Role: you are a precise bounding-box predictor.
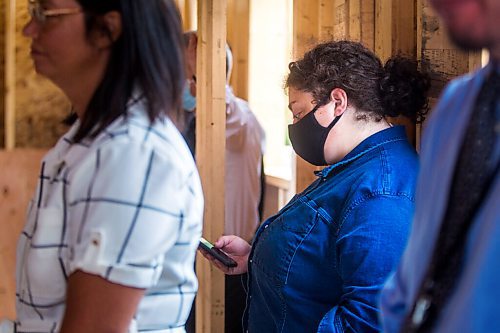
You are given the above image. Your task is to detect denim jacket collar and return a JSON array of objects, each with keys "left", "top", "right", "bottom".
[{"left": 320, "top": 125, "right": 408, "bottom": 178}]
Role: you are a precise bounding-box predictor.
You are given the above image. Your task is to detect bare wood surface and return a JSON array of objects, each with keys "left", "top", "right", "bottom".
[
  {"left": 0, "top": 148, "right": 46, "bottom": 319},
  {"left": 195, "top": 0, "right": 227, "bottom": 332},
  {"left": 227, "top": 0, "right": 250, "bottom": 99}
]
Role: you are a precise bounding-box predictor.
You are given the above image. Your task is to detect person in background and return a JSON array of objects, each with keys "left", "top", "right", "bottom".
[
  {"left": 0, "top": 1, "right": 203, "bottom": 333},
  {"left": 201, "top": 40, "right": 430, "bottom": 332},
  {"left": 182, "top": 32, "right": 265, "bottom": 333},
  {"left": 380, "top": 0, "right": 500, "bottom": 332}
]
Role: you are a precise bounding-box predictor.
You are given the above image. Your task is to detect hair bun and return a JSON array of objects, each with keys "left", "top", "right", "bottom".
[{"left": 379, "top": 56, "right": 430, "bottom": 122}]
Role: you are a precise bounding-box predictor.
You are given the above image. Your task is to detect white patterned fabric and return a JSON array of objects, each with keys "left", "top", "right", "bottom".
[
  {"left": 224, "top": 85, "right": 265, "bottom": 242},
  {"left": 8, "top": 98, "right": 204, "bottom": 333}
]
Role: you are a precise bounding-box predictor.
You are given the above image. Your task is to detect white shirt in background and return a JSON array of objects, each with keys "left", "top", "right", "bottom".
[{"left": 224, "top": 85, "right": 266, "bottom": 242}]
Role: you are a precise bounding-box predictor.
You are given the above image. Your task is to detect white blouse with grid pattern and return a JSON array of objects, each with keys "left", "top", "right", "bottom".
[{"left": 3, "top": 99, "right": 204, "bottom": 333}]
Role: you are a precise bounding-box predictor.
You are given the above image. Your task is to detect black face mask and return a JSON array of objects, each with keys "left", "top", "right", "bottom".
[{"left": 288, "top": 104, "right": 342, "bottom": 166}]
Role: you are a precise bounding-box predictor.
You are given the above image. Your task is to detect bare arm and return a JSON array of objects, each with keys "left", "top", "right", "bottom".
[{"left": 60, "top": 270, "right": 145, "bottom": 333}]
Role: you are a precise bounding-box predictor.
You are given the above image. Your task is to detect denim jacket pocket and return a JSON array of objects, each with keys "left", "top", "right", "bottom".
[{"left": 253, "top": 196, "right": 320, "bottom": 285}]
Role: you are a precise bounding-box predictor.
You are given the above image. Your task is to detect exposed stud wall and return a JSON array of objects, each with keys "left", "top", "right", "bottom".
[
  {"left": 13, "top": 2, "right": 70, "bottom": 148},
  {"left": 293, "top": 0, "right": 321, "bottom": 193},
  {"left": 195, "top": 1, "right": 227, "bottom": 332},
  {"left": 416, "top": 0, "right": 482, "bottom": 147},
  {"left": 227, "top": 0, "right": 250, "bottom": 99},
  {"left": 1, "top": 0, "right": 6, "bottom": 147},
  {"left": 418, "top": 1, "right": 481, "bottom": 99},
  {"left": 0, "top": 149, "right": 46, "bottom": 319}
]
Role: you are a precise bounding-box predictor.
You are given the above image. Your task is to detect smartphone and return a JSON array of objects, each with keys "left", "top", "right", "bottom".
[{"left": 199, "top": 237, "right": 238, "bottom": 268}]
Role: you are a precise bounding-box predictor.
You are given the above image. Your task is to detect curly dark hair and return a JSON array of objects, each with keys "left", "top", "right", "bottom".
[{"left": 285, "top": 40, "right": 430, "bottom": 123}]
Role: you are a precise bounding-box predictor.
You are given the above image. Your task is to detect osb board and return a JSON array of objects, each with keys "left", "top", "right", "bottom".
[
  {"left": 0, "top": 149, "right": 46, "bottom": 319},
  {"left": 14, "top": 1, "right": 70, "bottom": 148}
]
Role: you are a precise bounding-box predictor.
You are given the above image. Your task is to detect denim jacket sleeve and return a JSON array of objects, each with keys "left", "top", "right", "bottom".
[{"left": 317, "top": 194, "right": 413, "bottom": 332}]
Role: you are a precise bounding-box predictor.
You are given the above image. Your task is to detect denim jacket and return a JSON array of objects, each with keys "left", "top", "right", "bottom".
[{"left": 246, "top": 126, "right": 417, "bottom": 333}]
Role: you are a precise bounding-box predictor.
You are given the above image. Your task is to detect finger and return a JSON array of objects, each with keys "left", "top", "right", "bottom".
[{"left": 214, "top": 235, "right": 235, "bottom": 249}]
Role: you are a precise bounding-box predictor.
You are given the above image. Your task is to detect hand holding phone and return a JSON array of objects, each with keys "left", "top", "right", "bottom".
[{"left": 199, "top": 237, "right": 238, "bottom": 268}]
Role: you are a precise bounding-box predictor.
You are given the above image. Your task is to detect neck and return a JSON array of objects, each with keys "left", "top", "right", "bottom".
[
  {"left": 52, "top": 55, "right": 109, "bottom": 119},
  {"left": 324, "top": 110, "right": 391, "bottom": 164}
]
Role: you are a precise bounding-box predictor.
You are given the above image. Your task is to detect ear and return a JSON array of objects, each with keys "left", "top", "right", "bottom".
[
  {"left": 185, "top": 32, "right": 198, "bottom": 80},
  {"left": 330, "top": 88, "right": 348, "bottom": 116},
  {"left": 105, "top": 11, "right": 122, "bottom": 42},
  {"left": 94, "top": 11, "right": 122, "bottom": 48}
]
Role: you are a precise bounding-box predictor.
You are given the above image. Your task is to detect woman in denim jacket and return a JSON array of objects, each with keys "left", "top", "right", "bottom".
[{"left": 201, "top": 41, "right": 429, "bottom": 332}]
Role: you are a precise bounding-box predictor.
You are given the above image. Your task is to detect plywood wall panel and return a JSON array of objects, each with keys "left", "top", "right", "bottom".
[
  {"left": 360, "top": 0, "right": 375, "bottom": 50},
  {"left": 416, "top": 0, "right": 482, "bottom": 146},
  {"left": 1, "top": 0, "right": 6, "bottom": 148},
  {"left": 0, "top": 149, "right": 46, "bottom": 319},
  {"left": 419, "top": 1, "right": 481, "bottom": 98},
  {"left": 14, "top": 2, "right": 70, "bottom": 148}
]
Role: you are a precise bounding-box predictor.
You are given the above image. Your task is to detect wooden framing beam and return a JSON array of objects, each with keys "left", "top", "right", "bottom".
[
  {"left": 0, "top": 149, "right": 46, "bottom": 319},
  {"left": 332, "top": 0, "right": 346, "bottom": 40},
  {"left": 195, "top": 0, "right": 227, "bottom": 332},
  {"left": 227, "top": 0, "right": 250, "bottom": 99},
  {"left": 416, "top": 0, "right": 482, "bottom": 148},
  {"left": 5, "top": 0, "right": 15, "bottom": 149},
  {"left": 319, "top": 0, "right": 335, "bottom": 41},
  {"left": 293, "top": 0, "right": 321, "bottom": 193},
  {"left": 360, "top": 0, "right": 375, "bottom": 50},
  {"left": 348, "top": 0, "right": 362, "bottom": 41},
  {"left": 375, "top": 0, "right": 392, "bottom": 62}
]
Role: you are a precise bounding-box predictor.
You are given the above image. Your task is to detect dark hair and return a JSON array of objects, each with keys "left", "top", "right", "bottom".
[
  {"left": 182, "top": 31, "right": 233, "bottom": 81},
  {"left": 72, "top": 0, "right": 185, "bottom": 142},
  {"left": 285, "top": 40, "right": 430, "bottom": 123}
]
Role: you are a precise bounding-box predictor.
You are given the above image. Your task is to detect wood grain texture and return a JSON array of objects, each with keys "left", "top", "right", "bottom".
[
  {"left": 1, "top": 0, "right": 5, "bottom": 148},
  {"left": 0, "top": 149, "right": 46, "bottom": 319},
  {"left": 195, "top": 0, "right": 227, "bottom": 332},
  {"left": 14, "top": 1, "right": 70, "bottom": 148},
  {"left": 227, "top": 0, "right": 249, "bottom": 100}
]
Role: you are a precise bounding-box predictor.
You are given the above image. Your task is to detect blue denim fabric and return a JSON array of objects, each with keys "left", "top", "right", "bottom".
[{"left": 246, "top": 126, "right": 418, "bottom": 333}]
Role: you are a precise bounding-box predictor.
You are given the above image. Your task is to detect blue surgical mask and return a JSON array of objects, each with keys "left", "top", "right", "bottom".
[{"left": 182, "top": 81, "right": 196, "bottom": 112}]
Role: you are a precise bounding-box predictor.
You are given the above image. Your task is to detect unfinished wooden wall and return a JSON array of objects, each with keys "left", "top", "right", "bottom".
[
  {"left": 416, "top": 0, "right": 482, "bottom": 147},
  {"left": 2, "top": 0, "right": 69, "bottom": 150},
  {"left": 176, "top": 0, "right": 197, "bottom": 32},
  {"left": 0, "top": 0, "right": 488, "bottom": 327},
  {"left": 1, "top": 0, "right": 6, "bottom": 148},
  {"left": 293, "top": 0, "right": 482, "bottom": 192},
  {"left": 293, "top": 0, "right": 416, "bottom": 192},
  {"left": 227, "top": 0, "right": 250, "bottom": 100},
  {"left": 194, "top": 1, "right": 227, "bottom": 332},
  {"left": 0, "top": 149, "right": 45, "bottom": 319}
]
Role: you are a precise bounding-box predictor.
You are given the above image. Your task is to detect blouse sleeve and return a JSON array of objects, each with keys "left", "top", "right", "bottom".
[{"left": 66, "top": 138, "right": 203, "bottom": 289}]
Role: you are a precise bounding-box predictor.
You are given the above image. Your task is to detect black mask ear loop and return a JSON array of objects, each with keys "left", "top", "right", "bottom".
[{"left": 322, "top": 101, "right": 343, "bottom": 130}]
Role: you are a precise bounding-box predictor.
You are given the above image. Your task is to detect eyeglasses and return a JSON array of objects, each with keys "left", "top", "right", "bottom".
[{"left": 28, "top": 0, "right": 82, "bottom": 24}]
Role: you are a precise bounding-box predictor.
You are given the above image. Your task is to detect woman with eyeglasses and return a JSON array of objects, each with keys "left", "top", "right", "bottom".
[
  {"left": 0, "top": 1, "right": 204, "bottom": 333},
  {"left": 200, "top": 40, "right": 430, "bottom": 332}
]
